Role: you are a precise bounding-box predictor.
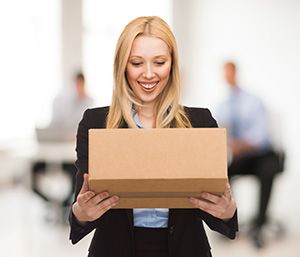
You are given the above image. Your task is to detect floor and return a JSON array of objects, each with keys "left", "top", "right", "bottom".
[{"left": 0, "top": 154, "right": 299, "bottom": 257}]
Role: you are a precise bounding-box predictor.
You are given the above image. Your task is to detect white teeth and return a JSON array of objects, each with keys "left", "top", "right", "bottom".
[{"left": 139, "top": 82, "right": 158, "bottom": 89}]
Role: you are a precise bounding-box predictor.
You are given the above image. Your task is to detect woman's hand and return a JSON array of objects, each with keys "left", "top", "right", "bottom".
[
  {"left": 189, "top": 182, "right": 236, "bottom": 221},
  {"left": 72, "top": 173, "right": 120, "bottom": 225}
]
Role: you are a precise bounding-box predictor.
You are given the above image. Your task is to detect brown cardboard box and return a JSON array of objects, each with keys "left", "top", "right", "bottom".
[{"left": 88, "top": 128, "right": 228, "bottom": 208}]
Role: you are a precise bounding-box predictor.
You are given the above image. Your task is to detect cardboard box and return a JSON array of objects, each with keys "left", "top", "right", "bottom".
[{"left": 88, "top": 128, "right": 228, "bottom": 208}]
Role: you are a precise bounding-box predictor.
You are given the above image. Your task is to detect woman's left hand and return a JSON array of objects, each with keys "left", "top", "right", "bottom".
[{"left": 190, "top": 182, "right": 237, "bottom": 221}]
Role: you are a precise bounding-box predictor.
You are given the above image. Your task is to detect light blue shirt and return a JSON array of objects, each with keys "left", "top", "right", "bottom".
[
  {"left": 215, "top": 87, "right": 271, "bottom": 151},
  {"left": 132, "top": 111, "right": 169, "bottom": 228}
]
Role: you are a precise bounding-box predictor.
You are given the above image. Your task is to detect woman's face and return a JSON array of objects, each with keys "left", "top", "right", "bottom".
[{"left": 126, "top": 35, "right": 172, "bottom": 107}]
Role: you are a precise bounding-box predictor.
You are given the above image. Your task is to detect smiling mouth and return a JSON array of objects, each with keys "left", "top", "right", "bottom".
[{"left": 138, "top": 81, "right": 159, "bottom": 91}]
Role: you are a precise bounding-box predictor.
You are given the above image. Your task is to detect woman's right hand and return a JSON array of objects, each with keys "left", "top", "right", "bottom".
[{"left": 72, "top": 173, "right": 120, "bottom": 225}]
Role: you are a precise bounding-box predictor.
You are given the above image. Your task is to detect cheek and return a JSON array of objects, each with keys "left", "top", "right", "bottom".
[
  {"left": 159, "top": 66, "right": 172, "bottom": 82},
  {"left": 127, "top": 68, "right": 143, "bottom": 82},
  {"left": 125, "top": 68, "right": 138, "bottom": 88}
]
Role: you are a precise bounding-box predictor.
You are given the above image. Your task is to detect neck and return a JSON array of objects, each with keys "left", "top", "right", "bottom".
[
  {"left": 137, "top": 102, "right": 156, "bottom": 118},
  {"left": 136, "top": 103, "right": 156, "bottom": 128},
  {"left": 228, "top": 80, "right": 238, "bottom": 89}
]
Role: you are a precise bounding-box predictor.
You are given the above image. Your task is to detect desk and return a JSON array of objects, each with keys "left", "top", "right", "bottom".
[
  {"left": 31, "top": 142, "right": 76, "bottom": 162},
  {"left": 28, "top": 142, "right": 76, "bottom": 198},
  {"left": 1, "top": 139, "right": 77, "bottom": 223},
  {"left": 31, "top": 141, "right": 77, "bottom": 223}
]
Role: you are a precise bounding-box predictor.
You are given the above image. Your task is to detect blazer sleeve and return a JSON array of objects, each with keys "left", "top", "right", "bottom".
[
  {"left": 69, "top": 109, "right": 105, "bottom": 244},
  {"left": 197, "top": 209, "right": 238, "bottom": 239},
  {"left": 187, "top": 107, "right": 238, "bottom": 239}
]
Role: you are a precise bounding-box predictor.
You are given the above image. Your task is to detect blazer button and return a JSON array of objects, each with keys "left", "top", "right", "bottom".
[{"left": 169, "top": 225, "right": 175, "bottom": 234}]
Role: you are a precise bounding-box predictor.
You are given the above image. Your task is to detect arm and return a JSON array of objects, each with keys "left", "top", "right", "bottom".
[
  {"left": 191, "top": 183, "right": 238, "bottom": 239},
  {"left": 230, "top": 139, "right": 258, "bottom": 159},
  {"left": 69, "top": 109, "right": 119, "bottom": 244},
  {"left": 188, "top": 108, "right": 238, "bottom": 239}
]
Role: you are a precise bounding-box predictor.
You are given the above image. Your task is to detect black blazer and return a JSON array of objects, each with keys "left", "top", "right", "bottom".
[{"left": 69, "top": 106, "right": 238, "bottom": 257}]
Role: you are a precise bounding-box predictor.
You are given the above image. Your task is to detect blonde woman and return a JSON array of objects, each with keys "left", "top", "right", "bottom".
[{"left": 70, "top": 16, "right": 238, "bottom": 257}]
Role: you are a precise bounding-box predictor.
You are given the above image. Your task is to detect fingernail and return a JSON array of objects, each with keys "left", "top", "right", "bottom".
[
  {"left": 201, "top": 192, "right": 208, "bottom": 198},
  {"left": 190, "top": 197, "right": 196, "bottom": 203},
  {"left": 113, "top": 196, "right": 119, "bottom": 201},
  {"left": 102, "top": 192, "right": 109, "bottom": 198}
]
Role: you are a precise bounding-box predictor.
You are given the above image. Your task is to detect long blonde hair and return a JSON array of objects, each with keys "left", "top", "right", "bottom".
[{"left": 106, "top": 16, "right": 192, "bottom": 128}]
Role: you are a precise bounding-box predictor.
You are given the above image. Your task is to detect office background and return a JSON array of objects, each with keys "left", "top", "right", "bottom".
[{"left": 0, "top": 0, "right": 299, "bottom": 256}]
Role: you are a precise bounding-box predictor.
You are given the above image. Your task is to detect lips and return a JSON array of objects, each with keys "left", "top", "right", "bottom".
[{"left": 138, "top": 81, "right": 159, "bottom": 92}]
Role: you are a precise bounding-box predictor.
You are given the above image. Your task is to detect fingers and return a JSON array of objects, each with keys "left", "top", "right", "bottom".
[
  {"left": 75, "top": 192, "right": 120, "bottom": 222},
  {"left": 95, "top": 196, "right": 120, "bottom": 214},
  {"left": 77, "top": 173, "right": 94, "bottom": 205},
  {"left": 190, "top": 197, "right": 220, "bottom": 213},
  {"left": 78, "top": 191, "right": 109, "bottom": 206},
  {"left": 223, "top": 182, "right": 232, "bottom": 199},
  {"left": 79, "top": 173, "right": 90, "bottom": 194},
  {"left": 89, "top": 191, "right": 110, "bottom": 206},
  {"left": 77, "top": 191, "right": 95, "bottom": 205},
  {"left": 200, "top": 192, "right": 220, "bottom": 204},
  {"left": 199, "top": 183, "right": 232, "bottom": 204},
  {"left": 190, "top": 184, "right": 237, "bottom": 220},
  {"left": 85, "top": 195, "right": 120, "bottom": 221},
  {"left": 74, "top": 172, "right": 122, "bottom": 223}
]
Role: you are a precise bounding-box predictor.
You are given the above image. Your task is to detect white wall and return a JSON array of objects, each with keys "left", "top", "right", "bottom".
[
  {"left": 0, "top": 0, "right": 61, "bottom": 143},
  {"left": 83, "top": 0, "right": 172, "bottom": 106},
  {"left": 61, "top": 0, "right": 83, "bottom": 89},
  {"left": 173, "top": 0, "right": 300, "bottom": 231}
]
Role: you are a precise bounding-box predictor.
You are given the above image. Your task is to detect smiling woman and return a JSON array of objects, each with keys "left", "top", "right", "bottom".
[
  {"left": 69, "top": 16, "right": 238, "bottom": 257},
  {"left": 107, "top": 16, "right": 191, "bottom": 129},
  {"left": 126, "top": 35, "right": 172, "bottom": 126}
]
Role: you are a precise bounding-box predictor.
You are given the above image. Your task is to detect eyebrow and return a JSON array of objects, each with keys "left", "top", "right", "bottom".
[{"left": 129, "top": 55, "right": 168, "bottom": 59}]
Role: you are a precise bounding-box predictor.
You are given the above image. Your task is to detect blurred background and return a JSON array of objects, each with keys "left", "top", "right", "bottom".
[{"left": 0, "top": 0, "right": 299, "bottom": 256}]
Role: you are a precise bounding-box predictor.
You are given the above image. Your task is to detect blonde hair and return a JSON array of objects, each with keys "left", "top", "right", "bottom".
[{"left": 106, "top": 16, "right": 192, "bottom": 128}]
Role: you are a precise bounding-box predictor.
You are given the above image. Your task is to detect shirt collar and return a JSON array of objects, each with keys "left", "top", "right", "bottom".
[
  {"left": 131, "top": 105, "right": 172, "bottom": 128},
  {"left": 132, "top": 111, "right": 144, "bottom": 128}
]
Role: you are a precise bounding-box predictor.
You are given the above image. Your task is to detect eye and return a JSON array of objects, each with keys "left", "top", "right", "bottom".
[
  {"left": 130, "top": 62, "right": 143, "bottom": 67},
  {"left": 155, "top": 61, "right": 166, "bottom": 66}
]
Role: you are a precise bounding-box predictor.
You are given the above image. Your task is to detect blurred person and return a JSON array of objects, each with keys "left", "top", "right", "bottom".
[
  {"left": 50, "top": 71, "right": 94, "bottom": 132},
  {"left": 69, "top": 16, "right": 238, "bottom": 257},
  {"left": 32, "top": 72, "right": 94, "bottom": 222},
  {"left": 216, "top": 61, "right": 283, "bottom": 248}
]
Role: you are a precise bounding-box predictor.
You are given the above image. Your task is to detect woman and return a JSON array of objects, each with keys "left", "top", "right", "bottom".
[{"left": 70, "top": 16, "right": 238, "bottom": 257}]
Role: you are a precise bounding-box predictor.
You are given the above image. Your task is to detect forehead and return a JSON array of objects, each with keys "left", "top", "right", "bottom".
[
  {"left": 224, "top": 63, "right": 235, "bottom": 71},
  {"left": 129, "top": 35, "right": 170, "bottom": 57}
]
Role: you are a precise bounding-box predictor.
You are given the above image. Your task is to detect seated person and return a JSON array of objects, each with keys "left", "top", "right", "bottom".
[
  {"left": 32, "top": 72, "right": 94, "bottom": 220},
  {"left": 50, "top": 72, "right": 94, "bottom": 133},
  {"left": 215, "top": 61, "right": 282, "bottom": 248}
]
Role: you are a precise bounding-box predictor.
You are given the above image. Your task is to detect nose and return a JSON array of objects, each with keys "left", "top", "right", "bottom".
[{"left": 143, "top": 63, "right": 155, "bottom": 79}]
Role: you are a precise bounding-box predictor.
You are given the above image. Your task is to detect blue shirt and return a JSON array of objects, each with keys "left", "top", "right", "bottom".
[
  {"left": 132, "top": 111, "right": 169, "bottom": 228},
  {"left": 215, "top": 87, "right": 271, "bottom": 151}
]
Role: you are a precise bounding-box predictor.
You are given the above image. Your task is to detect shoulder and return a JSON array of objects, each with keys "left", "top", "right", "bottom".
[
  {"left": 184, "top": 106, "right": 218, "bottom": 128},
  {"left": 80, "top": 106, "right": 109, "bottom": 128},
  {"left": 184, "top": 106, "right": 211, "bottom": 115},
  {"left": 84, "top": 106, "right": 109, "bottom": 116},
  {"left": 239, "top": 89, "right": 265, "bottom": 111}
]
